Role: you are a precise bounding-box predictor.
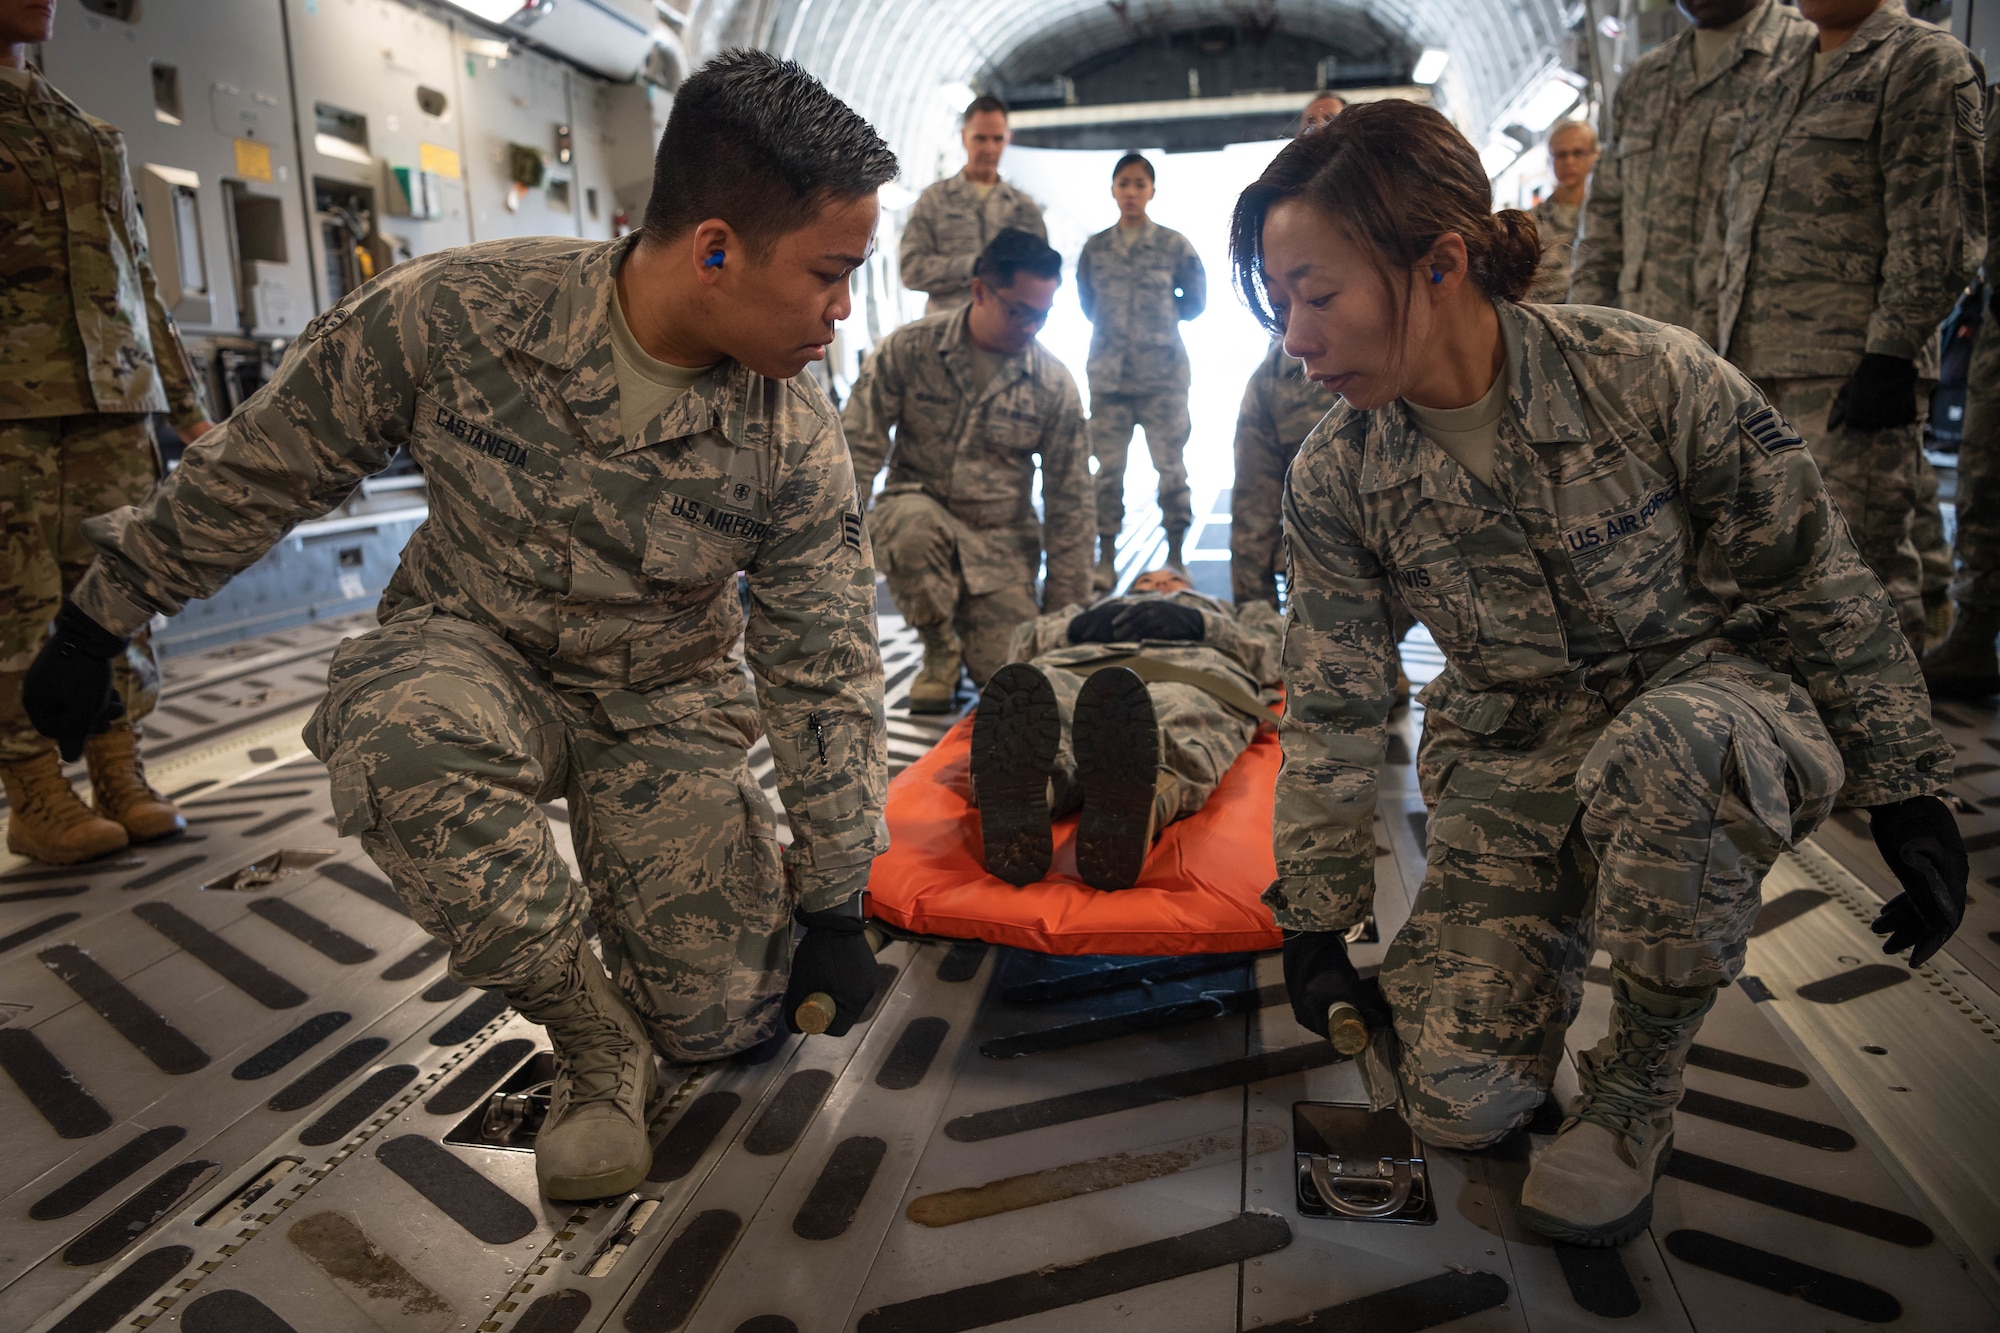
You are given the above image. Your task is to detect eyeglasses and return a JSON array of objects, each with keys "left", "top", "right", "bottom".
[
  {"left": 1551, "top": 147, "right": 1597, "bottom": 161},
  {"left": 994, "top": 292, "right": 1052, "bottom": 327}
]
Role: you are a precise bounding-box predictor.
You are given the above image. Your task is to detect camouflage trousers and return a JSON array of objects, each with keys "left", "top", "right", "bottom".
[
  {"left": 1090, "top": 390, "right": 1192, "bottom": 537},
  {"left": 1367, "top": 653, "right": 1842, "bottom": 1149},
  {"left": 1756, "top": 377, "right": 1928, "bottom": 642},
  {"left": 1951, "top": 313, "right": 2000, "bottom": 608},
  {"left": 305, "top": 608, "right": 792, "bottom": 1062},
  {"left": 869, "top": 490, "right": 1039, "bottom": 687},
  {"left": 0, "top": 414, "right": 163, "bottom": 764}
]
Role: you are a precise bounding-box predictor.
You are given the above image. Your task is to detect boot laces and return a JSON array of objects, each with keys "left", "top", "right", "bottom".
[
  {"left": 1572, "top": 1015, "right": 1691, "bottom": 1164},
  {"left": 554, "top": 1010, "right": 642, "bottom": 1108}
]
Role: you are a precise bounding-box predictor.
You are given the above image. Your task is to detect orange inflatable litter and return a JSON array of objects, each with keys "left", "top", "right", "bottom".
[{"left": 866, "top": 715, "right": 1283, "bottom": 955}]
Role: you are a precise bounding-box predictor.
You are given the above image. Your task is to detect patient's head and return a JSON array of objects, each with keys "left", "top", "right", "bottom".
[{"left": 1129, "top": 568, "right": 1193, "bottom": 596}]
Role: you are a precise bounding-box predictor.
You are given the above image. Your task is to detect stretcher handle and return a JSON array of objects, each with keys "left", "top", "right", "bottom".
[
  {"left": 1308, "top": 1156, "right": 1413, "bottom": 1219},
  {"left": 795, "top": 991, "right": 837, "bottom": 1035},
  {"left": 1326, "top": 1001, "right": 1370, "bottom": 1056}
]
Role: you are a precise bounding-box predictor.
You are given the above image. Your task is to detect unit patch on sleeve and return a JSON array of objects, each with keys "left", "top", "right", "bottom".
[
  {"left": 1738, "top": 403, "right": 1803, "bottom": 456},
  {"left": 842, "top": 511, "right": 865, "bottom": 551},
  {"left": 299, "top": 303, "right": 352, "bottom": 344}
]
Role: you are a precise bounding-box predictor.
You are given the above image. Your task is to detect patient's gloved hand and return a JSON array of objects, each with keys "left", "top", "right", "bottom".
[{"left": 1067, "top": 599, "right": 1204, "bottom": 645}]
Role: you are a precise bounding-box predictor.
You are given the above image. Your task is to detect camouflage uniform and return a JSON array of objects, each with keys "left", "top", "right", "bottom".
[
  {"left": 1569, "top": 0, "right": 1814, "bottom": 338},
  {"left": 1076, "top": 222, "right": 1207, "bottom": 537},
  {"left": 844, "top": 310, "right": 1093, "bottom": 684},
  {"left": 1526, "top": 197, "right": 1581, "bottom": 305},
  {"left": 1005, "top": 591, "right": 1282, "bottom": 828},
  {"left": 0, "top": 68, "right": 210, "bottom": 763},
  {"left": 897, "top": 172, "right": 1046, "bottom": 317},
  {"left": 1230, "top": 339, "right": 1331, "bottom": 606},
  {"left": 67, "top": 235, "right": 887, "bottom": 1061},
  {"left": 1714, "top": 2, "right": 1986, "bottom": 641},
  {"left": 1948, "top": 105, "right": 2000, "bottom": 611},
  {"left": 1271, "top": 301, "right": 1946, "bottom": 1148}
]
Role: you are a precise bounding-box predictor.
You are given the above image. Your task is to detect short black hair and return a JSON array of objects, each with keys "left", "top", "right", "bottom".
[
  {"left": 1112, "top": 152, "right": 1155, "bottom": 183},
  {"left": 963, "top": 94, "right": 1009, "bottom": 124},
  {"left": 973, "top": 228, "right": 1061, "bottom": 288},
  {"left": 643, "top": 49, "right": 898, "bottom": 253}
]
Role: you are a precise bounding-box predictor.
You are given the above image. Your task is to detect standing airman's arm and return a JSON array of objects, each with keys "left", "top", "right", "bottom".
[
  {"left": 69, "top": 260, "right": 435, "bottom": 637},
  {"left": 1010, "top": 191, "right": 1048, "bottom": 240},
  {"left": 1037, "top": 375, "right": 1096, "bottom": 610},
  {"left": 1076, "top": 241, "right": 1098, "bottom": 324},
  {"left": 1869, "top": 39, "right": 1987, "bottom": 361},
  {"left": 841, "top": 339, "right": 902, "bottom": 506},
  {"left": 1568, "top": 87, "right": 1626, "bottom": 308},
  {"left": 1174, "top": 236, "right": 1207, "bottom": 322},
  {"left": 1266, "top": 436, "right": 1399, "bottom": 932},
  {"left": 897, "top": 190, "right": 975, "bottom": 298},
  {"left": 746, "top": 394, "right": 889, "bottom": 912},
  {"left": 1230, "top": 370, "right": 1286, "bottom": 607},
  {"left": 1664, "top": 329, "right": 1952, "bottom": 803},
  {"left": 117, "top": 147, "right": 212, "bottom": 432}
]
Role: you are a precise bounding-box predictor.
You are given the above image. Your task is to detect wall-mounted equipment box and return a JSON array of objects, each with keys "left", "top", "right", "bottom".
[
  {"left": 140, "top": 164, "right": 213, "bottom": 325},
  {"left": 386, "top": 166, "right": 445, "bottom": 220}
]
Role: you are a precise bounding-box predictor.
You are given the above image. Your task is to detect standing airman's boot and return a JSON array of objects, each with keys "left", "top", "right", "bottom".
[
  {"left": 2, "top": 747, "right": 129, "bottom": 865},
  {"left": 1164, "top": 527, "right": 1187, "bottom": 571},
  {"left": 1517, "top": 967, "right": 1715, "bottom": 1246},
  {"left": 85, "top": 724, "right": 187, "bottom": 843},
  {"left": 1921, "top": 603, "right": 2000, "bottom": 700},
  {"left": 507, "top": 945, "right": 657, "bottom": 1200},
  {"left": 1073, "top": 666, "right": 1160, "bottom": 890},
  {"left": 1093, "top": 534, "right": 1118, "bottom": 593},
  {"left": 908, "top": 623, "right": 962, "bottom": 715}
]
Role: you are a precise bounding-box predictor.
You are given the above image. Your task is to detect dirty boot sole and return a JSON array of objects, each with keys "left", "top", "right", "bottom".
[
  {"left": 1074, "top": 667, "right": 1158, "bottom": 891},
  {"left": 1515, "top": 1135, "right": 1672, "bottom": 1247},
  {"left": 972, "top": 664, "right": 1060, "bottom": 886}
]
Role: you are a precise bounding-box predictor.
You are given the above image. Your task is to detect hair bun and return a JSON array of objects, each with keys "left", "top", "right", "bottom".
[{"left": 1484, "top": 209, "right": 1543, "bottom": 303}]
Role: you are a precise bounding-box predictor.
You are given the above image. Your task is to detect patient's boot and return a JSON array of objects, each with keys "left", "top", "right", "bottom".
[
  {"left": 1517, "top": 967, "right": 1714, "bottom": 1246},
  {"left": 908, "top": 623, "right": 962, "bottom": 715},
  {"left": 1073, "top": 666, "right": 1160, "bottom": 891},
  {"left": 971, "top": 663, "right": 1060, "bottom": 885},
  {"left": 507, "top": 946, "right": 657, "bottom": 1200},
  {"left": 1922, "top": 603, "right": 2000, "bottom": 700},
  {"left": 1093, "top": 534, "right": 1118, "bottom": 593}
]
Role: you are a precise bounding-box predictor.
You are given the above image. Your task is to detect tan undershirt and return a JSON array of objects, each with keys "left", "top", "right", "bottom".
[
  {"left": 1691, "top": 8, "right": 1755, "bottom": 79},
  {"left": 608, "top": 275, "right": 714, "bottom": 441},
  {"left": 1402, "top": 313, "right": 1523, "bottom": 490},
  {"left": 1809, "top": 45, "right": 1843, "bottom": 89},
  {"left": 965, "top": 340, "right": 1006, "bottom": 394},
  {"left": 0, "top": 64, "right": 32, "bottom": 90},
  {"left": 970, "top": 177, "right": 996, "bottom": 199},
  {"left": 1114, "top": 219, "right": 1148, "bottom": 251}
]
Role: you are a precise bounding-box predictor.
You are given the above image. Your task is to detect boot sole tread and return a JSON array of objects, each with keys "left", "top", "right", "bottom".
[
  {"left": 1074, "top": 667, "right": 1157, "bottom": 892},
  {"left": 972, "top": 665, "right": 1060, "bottom": 886}
]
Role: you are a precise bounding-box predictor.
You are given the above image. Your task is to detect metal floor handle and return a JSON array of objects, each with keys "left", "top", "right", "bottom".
[{"left": 1308, "top": 1156, "right": 1413, "bottom": 1219}]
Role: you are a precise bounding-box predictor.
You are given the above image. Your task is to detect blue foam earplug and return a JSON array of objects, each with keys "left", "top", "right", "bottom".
[{"left": 705, "top": 251, "right": 725, "bottom": 268}]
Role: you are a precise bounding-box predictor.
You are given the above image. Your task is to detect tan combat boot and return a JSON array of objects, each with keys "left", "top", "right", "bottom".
[
  {"left": 1093, "top": 534, "right": 1118, "bottom": 593},
  {"left": 1163, "top": 527, "right": 1188, "bottom": 572},
  {"left": 1517, "top": 967, "right": 1715, "bottom": 1246},
  {"left": 2, "top": 748, "right": 130, "bottom": 865},
  {"left": 1922, "top": 603, "right": 2000, "bottom": 700},
  {"left": 908, "top": 623, "right": 962, "bottom": 715},
  {"left": 507, "top": 946, "right": 657, "bottom": 1200},
  {"left": 86, "top": 724, "right": 187, "bottom": 843}
]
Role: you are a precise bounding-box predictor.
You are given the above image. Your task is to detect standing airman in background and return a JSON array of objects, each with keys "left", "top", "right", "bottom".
[
  {"left": 1230, "top": 340, "right": 1330, "bottom": 608},
  {"left": 898, "top": 95, "right": 1046, "bottom": 317},
  {"left": 1713, "top": 0, "right": 1985, "bottom": 648},
  {"left": 1077, "top": 153, "right": 1207, "bottom": 587},
  {"left": 1568, "top": 0, "right": 1813, "bottom": 339},
  {"left": 0, "top": 0, "right": 215, "bottom": 865},
  {"left": 847, "top": 228, "right": 1094, "bottom": 713},
  {"left": 1524, "top": 120, "right": 1598, "bottom": 304},
  {"left": 1299, "top": 91, "right": 1346, "bottom": 132}
]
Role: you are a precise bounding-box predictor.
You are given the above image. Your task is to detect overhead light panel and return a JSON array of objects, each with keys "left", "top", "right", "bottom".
[
  {"left": 1481, "top": 136, "right": 1523, "bottom": 177},
  {"left": 1411, "top": 49, "right": 1449, "bottom": 85},
  {"left": 441, "top": 0, "right": 535, "bottom": 24},
  {"left": 1518, "top": 76, "right": 1581, "bottom": 132}
]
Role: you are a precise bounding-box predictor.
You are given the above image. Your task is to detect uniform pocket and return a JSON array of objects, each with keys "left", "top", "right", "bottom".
[
  {"left": 1562, "top": 476, "right": 1693, "bottom": 647},
  {"left": 1384, "top": 555, "right": 1481, "bottom": 658},
  {"left": 642, "top": 489, "right": 764, "bottom": 590},
  {"left": 302, "top": 612, "right": 433, "bottom": 761}
]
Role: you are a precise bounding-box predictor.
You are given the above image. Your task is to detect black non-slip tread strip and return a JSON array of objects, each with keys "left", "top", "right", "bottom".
[
  {"left": 1685, "top": 1043, "right": 1809, "bottom": 1088},
  {"left": 179, "top": 1288, "right": 300, "bottom": 1333},
  {"left": 999, "top": 952, "right": 1256, "bottom": 1006},
  {"left": 241, "top": 808, "right": 313, "bottom": 838},
  {"left": 515, "top": 1288, "right": 593, "bottom": 1333},
  {"left": 318, "top": 862, "right": 412, "bottom": 918},
  {"left": 0, "top": 1026, "right": 113, "bottom": 1138},
  {"left": 430, "top": 989, "right": 509, "bottom": 1044},
  {"left": 1678, "top": 1088, "right": 1856, "bottom": 1151},
  {"left": 32, "top": 1126, "right": 189, "bottom": 1220},
  {"left": 1554, "top": 1244, "right": 1641, "bottom": 1319},
  {"left": 423, "top": 975, "right": 471, "bottom": 1002},
  {"left": 623, "top": 1208, "right": 743, "bottom": 1333},
  {"left": 732, "top": 1319, "right": 797, "bottom": 1333},
  {"left": 62, "top": 1159, "right": 219, "bottom": 1266},
  {"left": 233, "top": 1011, "right": 352, "bottom": 1080},
  {"left": 0, "top": 910, "right": 82, "bottom": 954},
  {"left": 1749, "top": 888, "right": 1831, "bottom": 937},
  {"left": 1796, "top": 964, "right": 1912, "bottom": 1004},
  {"left": 244, "top": 898, "right": 376, "bottom": 963},
  {"left": 875, "top": 1017, "right": 950, "bottom": 1090},
  {"left": 1963, "top": 827, "right": 2000, "bottom": 853},
  {"left": 381, "top": 939, "right": 447, "bottom": 980},
  {"left": 376, "top": 1134, "right": 538, "bottom": 1244},
  {"left": 1267, "top": 1269, "right": 1513, "bottom": 1330},
  {"left": 981, "top": 983, "right": 1287, "bottom": 1059},
  {"left": 793, "top": 1135, "right": 888, "bottom": 1240},
  {"left": 2, "top": 857, "right": 136, "bottom": 885},
  {"left": 936, "top": 942, "right": 987, "bottom": 982},
  {"left": 649, "top": 1091, "right": 743, "bottom": 1182},
  {"left": 130, "top": 903, "right": 306, "bottom": 1009},
  {"left": 745, "top": 1069, "right": 836, "bottom": 1155},
  {"left": 1664, "top": 1229, "right": 1901, "bottom": 1323},
  {"left": 39, "top": 944, "right": 211, "bottom": 1075},
  {"left": 1665, "top": 1150, "right": 1934, "bottom": 1246},
  {"left": 120, "top": 855, "right": 207, "bottom": 892},
  {"left": 426, "top": 1038, "right": 537, "bottom": 1116},
  {"left": 946, "top": 1042, "right": 1342, "bottom": 1143},
  {"left": 856, "top": 1213, "right": 1292, "bottom": 1333},
  {"left": 297, "top": 1064, "right": 417, "bottom": 1146},
  {"left": 47, "top": 1245, "right": 194, "bottom": 1333},
  {"left": 267, "top": 1037, "right": 391, "bottom": 1112},
  {"left": 0, "top": 882, "right": 90, "bottom": 903},
  {"left": 185, "top": 788, "right": 312, "bottom": 806}
]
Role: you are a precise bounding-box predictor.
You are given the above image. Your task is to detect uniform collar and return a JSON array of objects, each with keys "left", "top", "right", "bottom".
[
  {"left": 941, "top": 306, "right": 1033, "bottom": 400},
  {"left": 1687, "top": 0, "right": 1799, "bottom": 92},
  {"left": 510, "top": 233, "right": 753, "bottom": 457},
  {"left": 949, "top": 169, "right": 1009, "bottom": 198},
  {"left": 1799, "top": 0, "right": 1906, "bottom": 86}
]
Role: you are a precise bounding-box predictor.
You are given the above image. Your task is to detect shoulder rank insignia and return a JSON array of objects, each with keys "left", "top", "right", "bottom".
[
  {"left": 842, "top": 511, "right": 865, "bottom": 551},
  {"left": 1739, "top": 402, "right": 1803, "bottom": 455}
]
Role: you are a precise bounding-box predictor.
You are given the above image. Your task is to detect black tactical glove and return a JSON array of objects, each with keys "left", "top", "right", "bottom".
[
  {"left": 1067, "top": 599, "right": 1205, "bottom": 645},
  {"left": 1281, "top": 927, "right": 1392, "bottom": 1040},
  {"left": 783, "top": 898, "right": 877, "bottom": 1037},
  {"left": 1828, "top": 353, "right": 1919, "bottom": 430},
  {"left": 23, "top": 600, "right": 128, "bottom": 762},
  {"left": 1867, "top": 795, "right": 1968, "bottom": 968}
]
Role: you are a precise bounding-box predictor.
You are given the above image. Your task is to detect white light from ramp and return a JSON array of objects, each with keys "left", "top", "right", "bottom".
[
  {"left": 1411, "top": 49, "right": 1450, "bottom": 85},
  {"left": 1517, "top": 77, "right": 1581, "bottom": 132}
]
